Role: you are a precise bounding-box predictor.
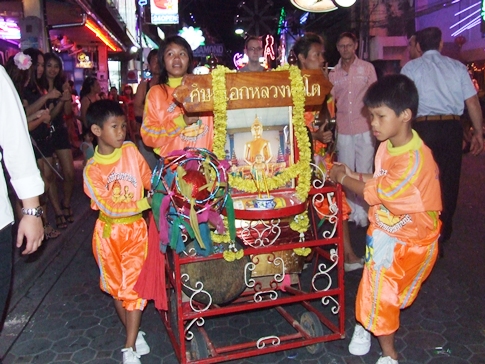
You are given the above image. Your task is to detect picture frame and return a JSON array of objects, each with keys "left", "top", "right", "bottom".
[{"left": 225, "top": 106, "right": 296, "bottom": 193}]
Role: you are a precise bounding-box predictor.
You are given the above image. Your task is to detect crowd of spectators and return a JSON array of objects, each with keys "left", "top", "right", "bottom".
[{"left": 2, "top": 48, "right": 151, "bottom": 242}]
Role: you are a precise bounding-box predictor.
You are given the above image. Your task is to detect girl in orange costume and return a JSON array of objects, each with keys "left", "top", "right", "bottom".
[{"left": 141, "top": 35, "right": 213, "bottom": 157}]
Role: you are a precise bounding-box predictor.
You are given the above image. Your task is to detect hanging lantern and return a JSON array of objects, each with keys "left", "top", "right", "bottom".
[
  {"left": 454, "top": 36, "right": 467, "bottom": 48},
  {"left": 333, "top": 0, "right": 357, "bottom": 7}
]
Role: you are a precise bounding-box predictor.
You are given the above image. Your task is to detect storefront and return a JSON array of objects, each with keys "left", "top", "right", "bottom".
[
  {"left": 0, "top": 0, "right": 139, "bottom": 94},
  {"left": 0, "top": 2, "right": 23, "bottom": 66}
]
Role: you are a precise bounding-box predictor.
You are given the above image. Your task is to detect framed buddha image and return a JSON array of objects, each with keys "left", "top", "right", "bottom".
[{"left": 225, "top": 106, "right": 295, "bottom": 190}]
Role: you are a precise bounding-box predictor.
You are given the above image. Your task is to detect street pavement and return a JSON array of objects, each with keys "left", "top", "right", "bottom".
[{"left": 1, "top": 153, "right": 484, "bottom": 364}]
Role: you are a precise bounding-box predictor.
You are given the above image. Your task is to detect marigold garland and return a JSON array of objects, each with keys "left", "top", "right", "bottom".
[
  {"left": 212, "top": 65, "right": 233, "bottom": 161},
  {"left": 290, "top": 211, "right": 310, "bottom": 233},
  {"left": 211, "top": 65, "right": 311, "bottom": 235},
  {"left": 211, "top": 216, "right": 231, "bottom": 243}
]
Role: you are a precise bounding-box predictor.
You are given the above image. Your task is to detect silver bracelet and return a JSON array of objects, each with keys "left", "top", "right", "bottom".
[{"left": 340, "top": 175, "right": 347, "bottom": 185}]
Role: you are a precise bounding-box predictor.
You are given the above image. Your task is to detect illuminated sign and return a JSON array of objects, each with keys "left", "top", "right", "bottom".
[
  {"left": 151, "top": 0, "right": 179, "bottom": 25},
  {"left": 482, "top": 0, "right": 485, "bottom": 33},
  {"left": 264, "top": 35, "right": 275, "bottom": 61},
  {"left": 0, "top": 19, "right": 21, "bottom": 40},
  {"left": 277, "top": 8, "right": 286, "bottom": 35},
  {"left": 85, "top": 19, "right": 119, "bottom": 51},
  {"left": 76, "top": 52, "right": 93, "bottom": 68},
  {"left": 193, "top": 44, "right": 224, "bottom": 57},
  {"left": 179, "top": 26, "right": 205, "bottom": 50},
  {"left": 290, "top": 0, "right": 337, "bottom": 12},
  {"left": 233, "top": 53, "right": 247, "bottom": 69}
]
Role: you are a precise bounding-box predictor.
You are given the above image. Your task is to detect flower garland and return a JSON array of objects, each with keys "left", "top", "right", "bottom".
[
  {"left": 290, "top": 211, "right": 309, "bottom": 233},
  {"left": 211, "top": 65, "right": 234, "bottom": 161},
  {"left": 211, "top": 65, "right": 311, "bottom": 204},
  {"left": 211, "top": 216, "right": 231, "bottom": 243}
]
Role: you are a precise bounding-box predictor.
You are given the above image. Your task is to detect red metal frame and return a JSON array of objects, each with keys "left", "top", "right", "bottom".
[{"left": 159, "top": 183, "right": 345, "bottom": 363}]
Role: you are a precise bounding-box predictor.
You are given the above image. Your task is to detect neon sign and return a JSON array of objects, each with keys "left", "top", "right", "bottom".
[
  {"left": 264, "top": 35, "right": 275, "bottom": 61},
  {"left": 85, "top": 19, "right": 119, "bottom": 51},
  {"left": 179, "top": 26, "right": 205, "bottom": 51},
  {"left": 0, "top": 19, "right": 21, "bottom": 40},
  {"left": 233, "top": 53, "right": 247, "bottom": 69}
]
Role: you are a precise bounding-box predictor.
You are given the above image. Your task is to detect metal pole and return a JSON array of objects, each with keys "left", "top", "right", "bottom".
[{"left": 138, "top": 4, "right": 144, "bottom": 77}]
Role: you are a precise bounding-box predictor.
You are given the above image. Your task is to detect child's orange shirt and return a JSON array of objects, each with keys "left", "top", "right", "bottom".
[
  {"left": 364, "top": 130, "right": 442, "bottom": 245},
  {"left": 83, "top": 142, "right": 152, "bottom": 217}
]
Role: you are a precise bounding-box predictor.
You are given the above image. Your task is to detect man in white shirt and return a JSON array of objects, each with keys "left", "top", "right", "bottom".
[
  {"left": 0, "top": 65, "right": 44, "bottom": 330},
  {"left": 401, "top": 27, "right": 483, "bottom": 255}
]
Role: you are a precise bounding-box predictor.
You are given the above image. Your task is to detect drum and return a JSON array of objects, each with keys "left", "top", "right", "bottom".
[{"left": 180, "top": 241, "right": 249, "bottom": 305}]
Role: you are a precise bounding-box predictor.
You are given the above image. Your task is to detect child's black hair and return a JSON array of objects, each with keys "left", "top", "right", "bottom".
[
  {"left": 363, "top": 74, "right": 419, "bottom": 118},
  {"left": 86, "top": 99, "right": 125, "bottom": 129},
  {"left": 81, "top": 127, "right": 94, "bottom": 140}
]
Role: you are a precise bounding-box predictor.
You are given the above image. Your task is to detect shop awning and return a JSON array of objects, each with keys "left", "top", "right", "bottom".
[{"left": 46, "top": 0, "right": 133, "bottom": 54}]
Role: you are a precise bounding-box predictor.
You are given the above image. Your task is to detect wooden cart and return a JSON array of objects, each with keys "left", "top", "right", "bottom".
[{"left": 156, "top": 68, "right": 345, "bottom": 363}]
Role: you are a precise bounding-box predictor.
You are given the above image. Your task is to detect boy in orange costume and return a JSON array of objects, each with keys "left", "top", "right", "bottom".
[
  {"left": 83, "top": 100, "right": 152, "bottom": 364},
  {"left": 330, "top": 75, "right": 442, "bottom": 364}
]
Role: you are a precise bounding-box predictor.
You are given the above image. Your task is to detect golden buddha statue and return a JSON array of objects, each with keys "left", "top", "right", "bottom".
[{"left": 243, "top": 116, "right": 273, "bottom": 166}]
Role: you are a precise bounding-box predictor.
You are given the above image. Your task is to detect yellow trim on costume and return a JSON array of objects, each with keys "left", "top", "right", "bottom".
[
  {"left": 386, "top": 130, "right": 420, "bottom": 156},
  {"left": 174, "top": 114, "right": 186, "bottom": 128},
  {"left": 99, "top": 212, "right": 143, "bottom": 238},
  {"left": 136, "top": 198, "right": 151, "bottom": 212},
  {"left": 93, "top": 145, "right": 122, "bottom": 164},
  {"left": 167, "top": 77, "right": 183, "bottom": 88},
  {"left": 94, "top": 232, "right": 111, "bottom": 295}
]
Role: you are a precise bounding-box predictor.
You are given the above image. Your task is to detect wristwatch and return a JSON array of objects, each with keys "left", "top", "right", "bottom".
[{"left": 21, "top": 206, "right": 43, "bottom": 217}]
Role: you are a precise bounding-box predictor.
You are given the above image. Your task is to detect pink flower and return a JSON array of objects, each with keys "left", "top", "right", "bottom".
[{"left": 14, "top": 52, "right": 32, "bottom": 71}]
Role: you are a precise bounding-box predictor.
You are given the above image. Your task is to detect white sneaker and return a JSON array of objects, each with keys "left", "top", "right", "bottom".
[
  {"left": 376, "top": 356, "right": 399, "bottom": 364},
  {"left": 348, "top": 324, "right": 371, "bottom": 355},
  {"left": 136, "top": 331, "right": 150, "bottom": 355},
  {"left": 355, "top": 217, "right": 369, "bottom": 228},
  {"left": 121, "top": 347, "right": 141, "bottom": 364},
  {"left": 344, "top": 258, "right": 364, "bottom": 272}
]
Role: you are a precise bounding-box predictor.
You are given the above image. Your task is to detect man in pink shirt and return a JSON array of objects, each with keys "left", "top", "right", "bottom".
[{"left": 329, "top": 32, "right": 377, "bottom": 227}]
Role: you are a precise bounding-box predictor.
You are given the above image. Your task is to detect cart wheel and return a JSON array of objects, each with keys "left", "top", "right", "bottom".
[
  {"left": 300, "top": 312, "right": 324, "bottom": 354},
  {"left": 190, "top": 330, "right": 209, "bottom": 360}
]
